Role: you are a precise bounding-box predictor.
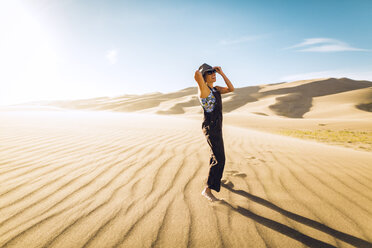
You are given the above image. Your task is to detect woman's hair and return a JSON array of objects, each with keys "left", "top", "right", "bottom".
[
  {"left": 203, "top": 74, "right": 207, "bottom": 83},
  {"left": 203, "top": 72, "right": 211, "bottom": 83},
  {"left": 198, "top": 63, "right": 210, "bottom": 84}
]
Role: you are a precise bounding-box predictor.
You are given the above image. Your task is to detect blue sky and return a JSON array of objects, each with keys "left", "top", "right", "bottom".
[{"left": 1, "top": 0, "right": 371, "bottom": 106}]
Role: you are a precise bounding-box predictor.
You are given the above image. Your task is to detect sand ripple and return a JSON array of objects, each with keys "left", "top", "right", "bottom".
[{"left": 1, "top": 111, "right": 372, "bottom": 248}]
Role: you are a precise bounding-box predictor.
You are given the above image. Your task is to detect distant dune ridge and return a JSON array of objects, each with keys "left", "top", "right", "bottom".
[{"left": 6, "top": 77, "right": 371, "bottom": 119}]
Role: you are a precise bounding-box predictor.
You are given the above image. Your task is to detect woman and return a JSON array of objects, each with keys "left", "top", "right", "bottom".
[{"left": 194, "top": 63, "right": 234, "bottom": 202}]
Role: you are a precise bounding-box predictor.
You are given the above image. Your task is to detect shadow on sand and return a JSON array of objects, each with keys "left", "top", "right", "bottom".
[{"left": 219, "top": 181, "right": 372, "bottom": 248}]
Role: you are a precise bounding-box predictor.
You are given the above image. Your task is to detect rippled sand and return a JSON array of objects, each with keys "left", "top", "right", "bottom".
[{"left": 1, "top": 110, "right": 372, "bottom": 248}]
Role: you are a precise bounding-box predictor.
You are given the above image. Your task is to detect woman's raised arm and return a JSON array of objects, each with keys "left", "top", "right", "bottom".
[{"left": 194, "top": 70, "right": 207, "bottom": 91}]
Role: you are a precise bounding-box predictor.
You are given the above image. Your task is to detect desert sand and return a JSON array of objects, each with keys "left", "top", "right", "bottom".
[
  {"left": 3, "top": 77, "right": 372, "bottom": 152},
  {"left": 1, "top": 77, "right": 372, "bottom": 247}
]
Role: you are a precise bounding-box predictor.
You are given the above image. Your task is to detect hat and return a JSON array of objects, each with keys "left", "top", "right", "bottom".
[{"left": 198, "top": 63, "right": 216, "bottom": 76}]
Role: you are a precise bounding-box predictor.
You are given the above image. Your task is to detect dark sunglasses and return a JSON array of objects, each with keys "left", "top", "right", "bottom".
[{"left": 205, "top": 69, "right": 216, "bottom": 75}]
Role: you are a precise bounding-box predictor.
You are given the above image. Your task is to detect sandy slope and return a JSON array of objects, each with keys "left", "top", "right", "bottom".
[
  {"left": 304, "top": 86, "right": 372, "bottom": 119},
  {"left": 5, "top": 77, "right": 372, "bottom": 120},
  {"left": 1, "top": 110, "right": 372, "bottom": 248}
]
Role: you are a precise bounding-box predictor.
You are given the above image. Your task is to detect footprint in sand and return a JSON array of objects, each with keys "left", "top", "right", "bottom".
[
  {"left": 232, "top": 172, "right": 247, "bottom": 178},
  {"left": 245, "top": 156, "right": 267, "bottom": 163},
  {"left": 245, "top": 156, "right": 256, "bottom": 159},
  {"left": 225, "top": 170, "right": 247, "bottom": 178}
]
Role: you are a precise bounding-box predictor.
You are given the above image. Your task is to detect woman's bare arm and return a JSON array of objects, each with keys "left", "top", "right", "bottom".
[
  {"left": 194, "top": 70, "right": 205, "bottom": 87},
  {"left": 214, "top": 67, "right": 234, "bottom": 94},
  {"left": 194, "top": 70, "right": 209, "bottom": 92}
]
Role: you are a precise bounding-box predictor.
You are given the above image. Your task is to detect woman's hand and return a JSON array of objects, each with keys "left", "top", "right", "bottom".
[
  {"left": 213, "top": 66, "right": 224, "bottom": 75},
  {"left": 213, "top": 66, "right": 234, "bottom": 93}
]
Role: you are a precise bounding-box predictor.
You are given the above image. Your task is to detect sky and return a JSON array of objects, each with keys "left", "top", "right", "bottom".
[{"left": 1, "top": 0, "right": 371, "bottom": 106}]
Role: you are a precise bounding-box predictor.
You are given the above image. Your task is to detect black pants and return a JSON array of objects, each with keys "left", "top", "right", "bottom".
[{"left": 203, "top": 127, "right": 226, "bottom": 192}]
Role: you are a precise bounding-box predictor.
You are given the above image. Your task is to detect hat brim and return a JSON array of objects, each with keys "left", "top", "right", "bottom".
[{"left": 204, "top": 69, "right": 216, "bottom": 74}]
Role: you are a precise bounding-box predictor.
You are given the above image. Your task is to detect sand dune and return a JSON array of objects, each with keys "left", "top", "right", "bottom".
[
  {"left": 1, "top": 110, "right": 372, "bottom": 248},
  {"left": 304, "top": 86, "right": 372, "bottom": 119},
  {"left": 4, "top": 77, "right": 372, "bottom": 120}
]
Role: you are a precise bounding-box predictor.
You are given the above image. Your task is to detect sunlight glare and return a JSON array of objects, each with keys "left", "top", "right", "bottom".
[{"left": 0, "top": 1, "right": 66, "bottom": 106}]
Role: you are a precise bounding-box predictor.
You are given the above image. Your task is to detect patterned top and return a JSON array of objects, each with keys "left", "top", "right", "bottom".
[{"left": 199, "top": 88, "right": 217, "bottom": 112}]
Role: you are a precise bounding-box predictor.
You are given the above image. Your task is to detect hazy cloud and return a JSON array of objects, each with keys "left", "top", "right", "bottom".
[
  {"left": 284, "top": 38, "right": 370, "bottom": 52},
  {"left": 106, "top": 49, "right": 118, "bottom": 64}
]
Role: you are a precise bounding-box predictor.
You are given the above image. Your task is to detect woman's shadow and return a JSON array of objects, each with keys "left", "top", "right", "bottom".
[{"left": 218, "top": 180, "right": 372, "bottom": 248}]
